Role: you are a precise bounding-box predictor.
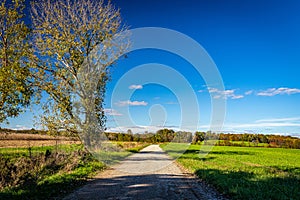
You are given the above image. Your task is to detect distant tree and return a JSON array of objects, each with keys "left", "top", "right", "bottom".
[
  {"left": 174, "top": 131, "right": 192, "bottom": 143},
  {"left": 193, "top": 131, "right": 206, "bottom": 144},
  {"left": 294, "top": 139, "right": 300, "bottom": 149},
  {"left": 123, "top": 133, "right": 133, "bottom": 141},
  {"left": 31, "top": 0, "right": 129, "bottom": 144},
  {"left": 156, "top": 129, "right": 175, "bottom": 142},
  {"left": 127, "top": 129, "right": 133, "bottom": 135},
  {"left": 0, "top": 0, "right": 34, "bottom": 123},
  {"left": 117, "top": 133, "right": 124, "bottom": 141},
  {"left": 133, "top": 133, "right": 141, "bottom": 142},
  {"left": 260, "top": 134, "right": 269, "bottom": 144}
]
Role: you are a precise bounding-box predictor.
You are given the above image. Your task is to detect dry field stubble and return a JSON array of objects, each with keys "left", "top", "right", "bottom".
[{"left": 0, "top": 132, "right": 80, "bottom": 148}]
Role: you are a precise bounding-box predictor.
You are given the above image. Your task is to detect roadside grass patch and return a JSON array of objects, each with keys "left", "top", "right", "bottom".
[
  {"left": 0, "top": 142, "right": 149, "bottom": 199},
  {"left": 126, "top": 143, "right": 150, "bottom": 153},
  {"left": 0, "top": 144, "right": 104, "bottom": 199},
  {"left": 92, "top": 142, "right": 150, "bottom": 164}
]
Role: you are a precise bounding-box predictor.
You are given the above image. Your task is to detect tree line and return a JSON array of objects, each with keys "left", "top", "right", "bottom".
[
  {"left": 104, "top": 129, "right": 300, "bottom": 149},
  {"left": 192, "top": 131, "right": 300, "bottom": 149},
  {"left": 1, "top": 127, "right": 299, "bottom": 149},
  {"left": 218, "top": 133, "right": 300, "bottom": 149},
  {"left": 105, "top": 129, "right": 193, "bottom": 143}
]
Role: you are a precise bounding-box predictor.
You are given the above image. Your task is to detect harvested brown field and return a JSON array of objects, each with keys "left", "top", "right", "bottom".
[
  {"left": 0, "top": 132, "right": 80, "bottom": 148},
  {"left": 0, "top": 139, "right": 81, "bottom": 148}
]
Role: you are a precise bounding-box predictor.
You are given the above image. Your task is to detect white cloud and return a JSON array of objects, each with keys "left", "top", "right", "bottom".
[
  {"left": 257, "top": 87, "right": 300, "bottom": 96},
  {"left": 226, "top": 122, "right": 300, "bottom": 128},
  {"left": 207, "top": 87, "right": 219, "bottom": 93},
  {"left": 208, "top": 87, "right": 244, "bottom": 100},
  {"left": 223, "top": 117, "right": 300, "bottom": 129},
  {"left": 255, "top": 117, "right": 300, "bottom": 123},
  {"left": 220, "top": 118, "right": 300, "bottom": 136},
  {"left": 196, "top": 117, "right": 300, "bottom": 136},
  {"left": 115, "top": 100, "right": 148, "bottom": 107},
  {"left": 129, "top": 84, "right": 143, "bottom": 90},
  {"left": 202, "top": 86, "right": 300, "bottom": 99},
  {"left": 104, "top": 109, "right": 123, "bottom": 116},
  {"left": 12, "top": 125, "right": 31, "bottom": 130},
  {"left": 231, "top": 95, "right": 244, "bottom": 99},
  {"left": 245, "top": 90, "right": 254, "bottom": 95}
]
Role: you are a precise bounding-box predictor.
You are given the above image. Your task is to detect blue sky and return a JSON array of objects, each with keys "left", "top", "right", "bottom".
[{"left": 4, "top": 0, "right": 300, "bottom": 136}]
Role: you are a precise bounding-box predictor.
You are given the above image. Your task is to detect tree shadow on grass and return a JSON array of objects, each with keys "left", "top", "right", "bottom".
[
  {"left": 194, "top": 168, "right": 300, "bottom": 200},
  {"left": 208, "top": 151, "right": 255, "bottom": 155},
  {"left": 179, "top": 155, "right": 216, "bottom": 162},
  {"left": 269, "top": 166, "right": 300, "bottom": 175},
  {"left": 166, "top": 149, "right": 255, "bottom": 156}
]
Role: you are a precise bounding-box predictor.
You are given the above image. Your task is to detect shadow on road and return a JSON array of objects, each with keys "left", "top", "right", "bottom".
[{"left": 64, "top": 173, "right": 207, "bottom": 200}]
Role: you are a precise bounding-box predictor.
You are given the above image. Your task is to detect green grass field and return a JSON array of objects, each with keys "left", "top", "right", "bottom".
[
  {"left": 161, "top": 143, "right": 300, "bottom": 200},
  {"left": 0, "top": 144, "right": 81, "bottom": 158}
]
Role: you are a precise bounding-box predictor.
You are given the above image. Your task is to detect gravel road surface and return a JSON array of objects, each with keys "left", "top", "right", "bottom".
[{"left": 64, "top": 145, "right": 227, "bottom": 200}]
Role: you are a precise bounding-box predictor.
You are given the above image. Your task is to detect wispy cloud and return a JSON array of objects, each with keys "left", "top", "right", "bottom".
[
  {"left": 226, "top": 122, "right": 300, "bottom": 128},
  {"left": 221, "top": 117, "right": 300, "bottom": 136},
  {"left": 202, "top": 87, "right": 300, "bottom": 98},
  {"left": 104, "top": 109, "right": 123, "bottom": 116},
  {"left": 245, "top": 90, "right": 254, "bottom": 95},
  {"left": 197, "top": 117, "right": 300, "bottom": 135},
  {"left": 129, "top": 84, "right": 143, "bottom": 90},
  {"left": 257, "top": 87, "right": 300, "bottom": 96},
  {"left": 12, "top": 125, "right": 31, "bottom": 130},
  {"left": 255, "top": 117, "right": 300, "bottom": 123},
  {"left": 115, "top": 100, "right": 148, "bottom": 107},
  {"left": 207, "top": 87, "right": 244, "bottom": 99}
]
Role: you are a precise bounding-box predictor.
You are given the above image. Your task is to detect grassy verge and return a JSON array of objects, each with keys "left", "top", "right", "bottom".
[
  {"left": 126, "top": 143, "right": 150, "bottom": 153},
  {"left": 92, "top": 142, "right": 150, "bottom": 165},
  {"left": 161, "top": 143, "right": 300, "bottom": 200},
  {"left": 0, "top": 144, "right": 81, "bottom": 158},
  {"left": 0, "top": 142, "right": 149, "bottom": 199},
  {"left": 0, "top": 144, "right": 105, "bottom": 200}
]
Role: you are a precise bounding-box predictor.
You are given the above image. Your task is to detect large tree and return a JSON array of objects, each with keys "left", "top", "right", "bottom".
[
  {"left": 0, "top": 0, "right": 34, "bottom": 123},
  {"left": 31, "top": 0, "right": 129, "bottom": 145}
]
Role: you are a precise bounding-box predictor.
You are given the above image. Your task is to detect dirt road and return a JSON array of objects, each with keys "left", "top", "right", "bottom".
[{"left": 64, "top": 145, "right": 226, "bottom": 200}]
